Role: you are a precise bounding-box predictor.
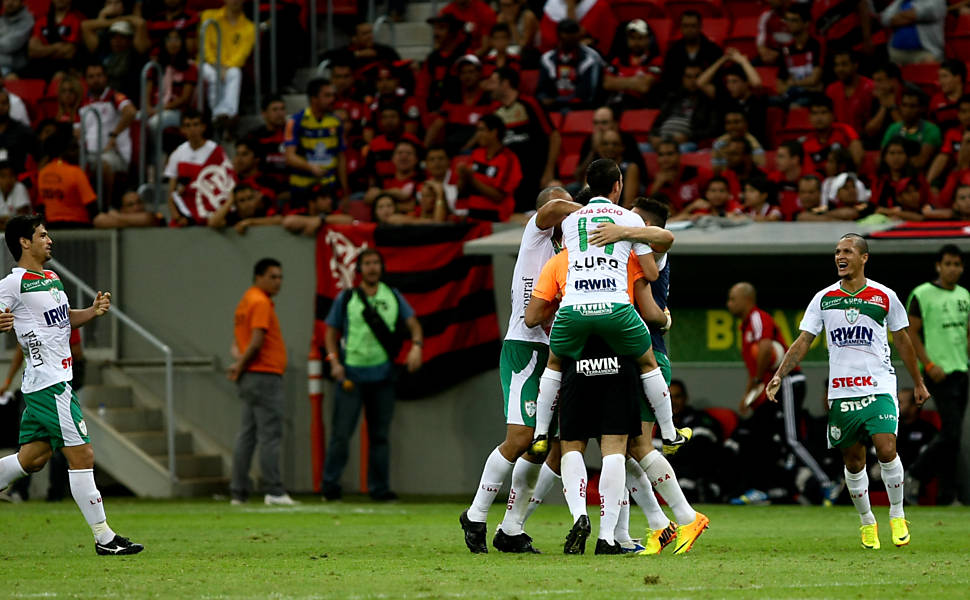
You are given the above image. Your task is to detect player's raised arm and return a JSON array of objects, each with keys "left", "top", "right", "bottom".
[
  {"left": 766, "top": 331, "right": 815, "bottom": 401},
  {"left": 535, "top": 198, "right": 583, "bottom": 230},
  {"left": 589, "top": 223, "right": 674, "bottom": 253},
  {"left": 890, "top": 327, "right": 931, "bottom": 406},
  {"left": 69, "top": 291, "right": 111, "bottom": 329}
]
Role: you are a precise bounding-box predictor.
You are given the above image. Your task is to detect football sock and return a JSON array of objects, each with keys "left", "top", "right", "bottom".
[
  {"left": 626, "top": 457, "right": 670, "bottom": 530},
  {"left": 880, "top": 456, "right": 905, "bottom": 519},
  {"left": 560, "top": 451, "right": 588, "bottom": 524},
  {"left": 499, "top": 458, "right": 541, "bottom": 536},
  {"left": 597, "top": 454, "right": 625, "bottom": 545},
  {"left": 614, "top": 488, "right": 632, "bottom": 544},
  {"left": 0, "top": 454, "right": 27, "bottom": 490},
  {"left": 844, "top": 466, "right": 876, "bottom": 525},
  {"left": 523, "top": 462, "right": 561, "bottom": 524},
  {"left": 69, "top": 469, "right": 115, "bottom": 544},
  {"left": 533, "top": 369, "right": 562, "bottom": 438},
  {"left": 640, "top": 369, "right": 676, "bottom": 440},
  {"left": 641, "top": 450, "right": 695, "bottom": 525},
  {"left": 467, "top": 447, "right": 514, "bottom": 522}
]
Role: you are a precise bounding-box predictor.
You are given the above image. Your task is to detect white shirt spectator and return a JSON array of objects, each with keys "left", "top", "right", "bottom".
[{"left": 0, "top": 180, "right": 30, "bottom": 217}]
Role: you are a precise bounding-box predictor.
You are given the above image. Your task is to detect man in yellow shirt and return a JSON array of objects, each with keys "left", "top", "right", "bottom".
[{"left": 199, "top": 0, "right": 255, "bottom": 129}]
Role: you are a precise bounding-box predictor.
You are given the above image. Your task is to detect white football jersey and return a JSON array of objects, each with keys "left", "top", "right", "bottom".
[
  {"left": 560, "top": 197, "right": 651, "bottom": 307},
  {"left": 799, "top": 279, "right": 909, "bottom": 400},
  {"left": 0, "top": 268, "right": 74, "bottom": 394},
  {"left": 506, "top": 214, "right": 557, "bottom": 343}
]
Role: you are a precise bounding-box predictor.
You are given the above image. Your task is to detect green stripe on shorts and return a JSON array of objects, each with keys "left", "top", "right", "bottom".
[{"left": 19, "top": 381, "right": 89, "bottom": 450}]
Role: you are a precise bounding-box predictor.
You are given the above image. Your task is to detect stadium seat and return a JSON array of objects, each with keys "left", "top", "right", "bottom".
[
  {"left": 859, "top": 151, "right": 879, "bottom": 178},
  {"left": 723, "top": 16, "right": 759, "bottom": 58},
  {"left": 187, "top": 0, "right": 223, "bottom": 9},
  {"left": 346, "top": 199, "right": 372, "bottom": 222},
  {"left": 619, "top": 108, "right": 659, "bottom": 139},
  {"left": 24, "top": 0, "right": 49, "bottom": 18},
  {"left": 764, "top": 105, "right": 785, "bottom": 148},
  {"left": 663, "top": 0, "right": 724, "bottom": 20},
  {"left": 519, "top": 69, "right": 539, "bottom": 97},
  {"left": 611, "top": 0, "right": 665, "bottom": 21},
  {"left": 642, "top": 151, "right": 658, "bottom": 176},
  {"left": 754, "top": 66, "right": 779, "bottom": 94},
  {"left": 680, "top": 151, "right": 711, "bottom": 169},
  {"left": 724, "top": 0, "right": 764, "bottom": 17},
  {"left": 558, "top": 152, "right": 581, "bottom": 183},
  {"left": 762, "top": 150, "right": 776, "bottom": 169},
  {"left": 946, "top": 34, "right": 970, "bottom": 61},
  {"left": 560, "top": 110, "right": 594, "bottom": 156},
  {"left": 701, "top": 17, "right": 730, "bottom": 46},
  {"left": 4, "top": 79, "right": 46, "bottom": 107},
  {"left": 646, "top": 18, "right": 672, "bottom": 53},
  {"left": 946, "top": 12, "right": 970, "bottom": 33},
  {"left": 705, "top": 407, "right": 738, "bottom": 439},
  {"left": 548, "top": 111, "right": 563, "bottom": 130},
  {"left": 900, "top": 63, "right": 941, "bottom": 97},
  {"left": 778, "top": 107, "right": 813, "bottom": 142}
]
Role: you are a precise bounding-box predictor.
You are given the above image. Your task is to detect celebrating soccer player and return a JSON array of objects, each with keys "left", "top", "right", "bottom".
[
  {"left": 0, "top": 215, "right": 143, "bottom": 556},
  {"left": 767, "top": 233, "right": 929, "bottom": 549}
]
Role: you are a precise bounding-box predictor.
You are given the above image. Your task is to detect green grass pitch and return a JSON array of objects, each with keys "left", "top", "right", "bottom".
[{"left": 1, "top": 499, "right": 968, "bottom": 599}]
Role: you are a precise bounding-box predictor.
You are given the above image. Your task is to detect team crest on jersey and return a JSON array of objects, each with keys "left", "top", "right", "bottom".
[
  {"left": 829, "top": 425, "right": 842, "bottom": 441},
  {"left": 49, "top": 286, "right": 60, "bottom": 303},
  {"left": 524, "top": 400, "right": 537, "bottom": 418},
  {"left": 845, "top": 307, "right": 859, "bottom": 324},
  {"left": 77, "top": 419, "right": 87, "bottom": 436}
]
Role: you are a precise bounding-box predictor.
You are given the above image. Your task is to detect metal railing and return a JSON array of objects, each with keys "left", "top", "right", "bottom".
[
  {"left": 197, "top": 18, "right": 223, "bottom": 112},
  {"left": 269, "top": 0, "right": 278, "bottom": 95},
  {"left": 373, "top": 15, "right": 397, "bottom": 47},
  {"left": 138, "top": 61, "right": 165, "bottom": 212},
  {"left": 325, "top": 0, "right": 334, "bottom": 51},
  {"left": 77, "top": 107, "right": 105, "bottom": 212},
  {"left": 49, "top": 258, "right": 178, "bottom": 485},
  {"left": 253, "top": 0, "right": 262, "bottom": 113}
]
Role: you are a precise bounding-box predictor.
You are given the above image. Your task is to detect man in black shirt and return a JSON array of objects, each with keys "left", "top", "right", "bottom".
[
  {"left": 661, "top": 10, "right": 723, "bottom": 91},
  {"left": 0, "top": 90, "right": 37, "bottom": 173}
]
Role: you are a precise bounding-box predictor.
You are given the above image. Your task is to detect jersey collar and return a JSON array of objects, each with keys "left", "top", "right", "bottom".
[
  {"left": 588, "top": 197, "right": 611, "bottom": 205},
  {"left": 839, "top": 279, "right": 869, "bottom": 297}
]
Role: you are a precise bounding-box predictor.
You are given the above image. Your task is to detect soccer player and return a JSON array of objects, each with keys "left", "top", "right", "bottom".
[
  {"left": 0, "top": 215, "right": 143, "bottom": 556},
  {"left": 588, "top": 197, "right": 709, "bottom": 556},
  {"left": 459, "top": 187, "right": 582, "bottom": 554},
  {"left": 526, "top": 160, "right": 684, "bottom": 553},
  {"left": 767, "top": 233, "right": 929, "bottom": 549}
]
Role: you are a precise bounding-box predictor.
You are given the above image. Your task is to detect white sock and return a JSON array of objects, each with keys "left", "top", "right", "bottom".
[
  {"left": 534, "top": 369, "right": 561, "bottom": 437},
  {"left": 641, "top": 450, "right": 695, "bottom": 525},
  {"left": 69, "top": 469, "right": 115, "bottom": 544},
  {"left": 0, "top": 454, "right": 28, "bottom": 490},
  {"left": 880, "top": 456, "right": 905, "bottom": 519},
  {"left": 523, "top": 462, "right": 561, "bottom": 524},
  {"left": 467, "top": 447, "right": 514, "bottom": 522},
  {"left": 597, "top": 454, "right": 625, "bottom": 545},
  {"left": 614, "top": 488, "right": 631, "bottom": 544},
  {"left": 626, "top": 457, "right": 670, "bottom": 530},
  {"left": 844, "top": 466, "right": 876, "bottom": 525},
  {"left": 560, "top": 450, "right": 588, "bottom": 524},
  {"left": 499, "top": 458, "right": 541, "bottom": 536},
  {"left": 640, "top": 369, "right": 676, "bottom": 440}
]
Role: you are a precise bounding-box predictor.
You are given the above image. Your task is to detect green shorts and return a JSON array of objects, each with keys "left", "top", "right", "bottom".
[
  {"left": 500, "top": 340, "right": 548, "bottom": 428},
  {"left": 19, "top": 381, "right": 89, "bottom": 450},
  {"left": 550, "top": 302, "right": 652, "bottom": 361},
  {"left": 639, "top": 351, "right": 671, "bottom": 422},
  {"left": 827, "top": 394, "right": 898, "bottom": 448}
]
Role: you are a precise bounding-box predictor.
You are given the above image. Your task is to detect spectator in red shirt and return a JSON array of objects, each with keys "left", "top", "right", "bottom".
[
  {"left": 144, "top": 0, "right": 199, "bottom": 55},
  {"left": 243, "top": 94, "right": 288, "bottom": 198},
  {"left": 456, "top": 114, "right": 522, "bottom": 221},
  {"left": 930, "top": 59, "right": 967, "bottom": 134},
  {"left": 928, "top": 94, "right": 970, "bottom": 187},
  {"left": 481, "top": 23, "right": 521, "bottom": 79},
  {"left": 864, "top": 62, "right": 903, "bottom": 149},
  {"left": 233, "top": 138, "right": 283, "bottom": 204},
  {"left": 321, "top": 19, "right": 400, "bottom": 84},
  {"left": 439, "top": 0, "right": 496, "bottom": 53},
  {"left": 826, "top": 48, "right": 874, "bottom": 138},
  {"left": 648, "top": 138, "right": 711, "bottom": 212},
  {"left": 768, "top": 140, "right": 805, "bottom": 221},
  {"left": 669, "top": 175, "right": 742, "bottom": 221},
  {"left": 330, "top": 60, "right": 371, "bottom": 147},
  {"left": 741, "top": 178, "right": 781, "bottom": 221},
  {"left": 874, "top": 176, "right": 929, "bottom": 221},
  {"left": 802, "top": 94, "right": 864, "bottom": 176},
  {"left": 27, "top": 0, "right": 85, "bottom": 79},
  {"left": 603, "top": 19, "right": 662, "bottom": 109},
  {"left": 364, "top": 103, "right": 424, "bottom": 187},
  {"left": 793, "top": 174, "right": 831, "bottom": 221},
  {"left": 756, "top": 0, "right": 792, "bottom": 67},
  {"left": 365, "top": 139, "right": 423, "bottom": 213},
  {"left": 367, "top": 62, "right": 421, "bottom": 138},
  {"left": 425, "top": 55, "right": 498, "bottom": 155},
  {"left": 722, "top": 137, "right": 769, "bottom": 200},
  {"left": 776, "top": 4, "right": 823, "bottom": 106}
]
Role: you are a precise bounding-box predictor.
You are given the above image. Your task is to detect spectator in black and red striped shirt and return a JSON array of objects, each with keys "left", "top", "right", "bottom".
[
  {"left": 776, "top": 4, "right": 822, "bottom": 107},
  {"left": 425, "top": 55, "right": 498, "bottom": 155},
  {"left": 367, "top": 62, "right": 422, "bottom": 137},
  {"left": 755, "top": 0, "right": 791, "bottom": 67},
  {"left": 929, "top": 60, "right": 967, "bottom": 135},
  {"left": 143, "top": 0, "right": 198, "bottom": 55},
  {"left": 603, "top": 19, "right": 663, "bottom": 110},
  {"left": 244, "top": 95, "right": 289, "bottom": 195},
  {"left": 928, "top": 95, "right": 970, "bottom": 188},
  {"left": 456, "top": 113, "right": 522, "bottom": 221},
  {"left": 365, "top": 103, "right": 424, "bottom": 187}
]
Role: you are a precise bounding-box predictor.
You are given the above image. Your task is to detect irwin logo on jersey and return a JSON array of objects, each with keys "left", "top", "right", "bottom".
[
  {"left": 832, "top": 376, "right": 876, "bottom": 389},
  {"left": 576, "top": 356, "right": 620, "bottom": 376},
  {"left": 575, "top": 278, "right": 617, "bottom": 292},
  {"left": 829, "top": 326, "right": 873, "bottom": 346},
  {"left": 43, "top": 303, "right": 70, "bottom": 328}
]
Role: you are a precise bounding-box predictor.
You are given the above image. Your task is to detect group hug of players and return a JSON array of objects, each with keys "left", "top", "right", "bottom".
[{"left": 459, "top": 158, "right": 926, "bottom": 555}]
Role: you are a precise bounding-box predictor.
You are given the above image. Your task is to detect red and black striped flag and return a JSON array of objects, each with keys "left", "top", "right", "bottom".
[
  {"left": 867, "top": 221, "right": 970, "bottom": 239},
  {"left": 314, "top": 222, "right": 500, "bottom": 398}
]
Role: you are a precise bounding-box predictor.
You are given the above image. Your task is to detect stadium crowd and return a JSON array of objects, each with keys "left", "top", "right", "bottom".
[{"left": 2, "top": 0, "right": 970, "bottom": 229}]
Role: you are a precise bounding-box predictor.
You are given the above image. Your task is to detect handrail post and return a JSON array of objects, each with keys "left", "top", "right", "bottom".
[
  {"left": 253, "top": 0, "right": 262, "bottom": 119},
  {"left": 309, "top": 0, "right": 317, "bottom": 67},
  {"left": 197, "top": 19, "right": 223, "bottom": 112},
  {"left": 374, "top": 16, "right": 396, "bottom": 47},
  {"left": 49, "top": 258, "right": 180, "bottom": 486},
  {"left": 139, "top": 61, "right": 164, "bottom": 211},
  {"left": 79, "top": 107, "right": 105, "bottom": 212},
  {"left": 326, "top": 0, "right": 334, "bottom": 51},
  {"left": 368, "top": 0, "right": 375, "bottom": 22},
  {"left": 270, "top": 0, "right": 277, "bottom": 94}
]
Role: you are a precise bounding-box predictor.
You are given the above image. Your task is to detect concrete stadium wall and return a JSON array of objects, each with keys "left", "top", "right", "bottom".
[{"left": 111, "top": 227, "right": 965, "bottom": 500}]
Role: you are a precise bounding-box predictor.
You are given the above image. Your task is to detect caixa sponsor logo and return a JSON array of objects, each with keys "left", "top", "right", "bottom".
[
  {"left": 577, "top": 357, "right": 620, "bottom": 376},
  {"left": 829, "top": 326, "right": 873, "bottom": 346},
  {"left": 575, "top": 278, "right": 617, "bottom": 292},
  {"left": 831, "top": 376, "right": 876, "bottom": 389}
]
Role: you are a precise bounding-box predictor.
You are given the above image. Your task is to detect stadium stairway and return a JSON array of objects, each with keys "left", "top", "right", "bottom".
[{"left": 82, "top": 365, "right": 229, "bottom": 498}]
